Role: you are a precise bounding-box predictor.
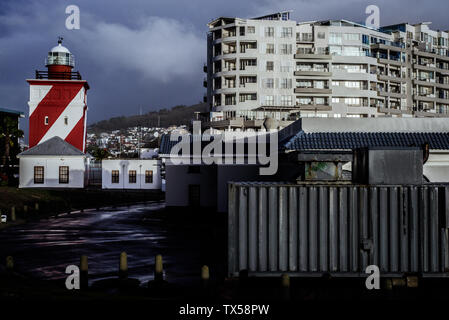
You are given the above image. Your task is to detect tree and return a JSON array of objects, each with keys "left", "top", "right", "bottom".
[{"left": 0, "top": 116, "right": 24, "bottom": 184}]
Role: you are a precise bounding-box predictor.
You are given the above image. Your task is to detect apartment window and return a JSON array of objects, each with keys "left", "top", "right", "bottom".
[
  {"left": 317, "top": 32, "right": 325, "bottom": 39},
  {"left": 247, "top": 26, "right": 255, "bottom": 34},
  {"left": 329, "top": 46, "right": 342, "bottom": 55},
  {"left": 34, "top": 166, "right": 44, "bottom": 184},
  {"left": 266, "top": 43, "right": 275, "bottom": 54},
  {"left": 345, "top": 98, "right": 361, "bottom": 106},
  {"left": 280, "top": 64, "right": 291, "bottom": 72},
  {"left": 264, "top": 78, "right": 274, "bottom": 89},
  {"left": 281, "top": 27, "right": 293, "bottom": 38},
  {"left": 265, "top": 27, "right": 274, "bottom": 37},
  {"left": 59, "top": 166, "right": 69, "bottom": 184},
  {"left": 44, "top": 116, "right": 49, "bottom": 125},
  {"left": 225, "top": 94, "right": 236, "bottom": 105},
  {"left": 301, "top": 33, "right": 313, "bottom": 42},
  {"left": 145, "top": 170, "right": 153, "bottom": 183},
  {"left": 344, "top": 33, "right": 360, "bottom": 41},
  {"left": 280, "top": 44, "right": 292, "bottom": 55},
  {"left": 280, "top": 78, "right": 292, "bottom": 89},
  {"left": 280, "top": 95, "right": 293, "bottom": 106},
  {"left": 332, "top": 97, "right": 340, "bottom": 103},
  {"left": 266, "top": 61, "right": 274, "bottom": 71},
  {"left": 362, "top": 34, "right": 369, "bottom": 44},
  {"left": 264, "top": 95, "right": 274, "bottom": 106},
  {"left": 345, "top": 81, "right": 361, "bottom": 88},
  {"left": 297, "top": 98, "right": 312, "bottom": 105},
  {"left": 342, "top": 46, "right": 361, "bottom": 56},
  {"left": 329, "top": 33, "right": 342, "bottom": 44},
  {"left": 239, "top": 26, "right": 245, "bottom": 36},
  {"left": 111, "top": 170, "right": 119, "bottom": 183},
  {"left": 129, "top": 170, "right": 136, "bottom": 184},
  {"left": 239, "top": 93, "right": 257, "bottom": 102}
]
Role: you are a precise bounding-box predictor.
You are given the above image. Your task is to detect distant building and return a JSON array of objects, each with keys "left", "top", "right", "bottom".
[
  {"left": 204, "top": 13, "right": 449, "bottom": 130},
  {"left": 101, "top": 159, "right": 162, "bottom": 190},
  {"left": 18, "top": 136, "right": 87, "bottom": 188},
  {"left": 161, "top": 118, "right": 449, "bottom": 212}
]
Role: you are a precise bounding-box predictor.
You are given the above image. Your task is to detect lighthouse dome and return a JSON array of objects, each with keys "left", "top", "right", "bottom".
[
  {"left": 50, "top": 43, "right": 71, "bottom": 54},
  {"left": 46, "top": 38, "right": 75, "bottom": 67}
]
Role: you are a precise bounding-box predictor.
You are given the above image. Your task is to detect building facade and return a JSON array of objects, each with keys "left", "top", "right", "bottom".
[
  {"left": 101, "top": 159, "right": 162, "bottom": 190},
  {"left": 205, "top": 12, "right": 449, "bottom": 129},
  {"left": 18, "top": 136, "right": 87, "bottom": 188}
]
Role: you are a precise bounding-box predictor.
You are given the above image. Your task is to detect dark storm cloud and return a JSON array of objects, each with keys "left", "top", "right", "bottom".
[{"left": 0, "top": 0, "right": 448, "bottom": 139}]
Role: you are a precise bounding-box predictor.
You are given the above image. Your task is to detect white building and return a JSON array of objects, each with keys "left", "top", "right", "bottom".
[
  {"left": 18, "top": 136, "right": 87, "bottom": 188},
  {"left": 101, "top": 159, "right": 162, "bottom": 189},
  {"left": 204, "top": 12, "right": 449, "bottom": 130}
]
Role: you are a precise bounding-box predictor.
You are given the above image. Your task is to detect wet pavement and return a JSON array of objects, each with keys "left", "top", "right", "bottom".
[{"left": 0, "top": 202, "right": 226, "bottom": 288}]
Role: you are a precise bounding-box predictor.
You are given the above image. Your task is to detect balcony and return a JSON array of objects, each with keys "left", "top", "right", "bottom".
[
  {"left": 295, "top": 103, "right": 332, "bottom": 111},
  {"left": 35, "top": 70, "right": 82, "bottom": 80},
  {"left": 294, "top": 87, "right": 332, "bottom": 94},
  {"left": 294, "top": 68, "right": 331, "bottom": 77}
]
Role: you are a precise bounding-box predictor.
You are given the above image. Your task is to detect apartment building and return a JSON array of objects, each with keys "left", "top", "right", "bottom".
[{"left": 204, "top": 12, "right": 449, "bottom": 130}]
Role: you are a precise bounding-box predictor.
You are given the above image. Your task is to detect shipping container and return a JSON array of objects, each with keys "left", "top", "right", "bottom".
[{"left": 228, "top": 182, "right": 449, "bottom": 278}]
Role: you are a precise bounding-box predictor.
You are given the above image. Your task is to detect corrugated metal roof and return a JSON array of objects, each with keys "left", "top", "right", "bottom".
[
  {"left": 283, "top": 131, "right": 449, "bottom": 151},
  {"left": 18, "top": 136, "right": 85, "bottom": 156}
]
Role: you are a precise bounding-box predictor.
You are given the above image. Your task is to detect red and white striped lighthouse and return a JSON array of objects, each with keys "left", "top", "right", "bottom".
[{"left": 27, "top": 37, "right": 89, "bottom": 152}]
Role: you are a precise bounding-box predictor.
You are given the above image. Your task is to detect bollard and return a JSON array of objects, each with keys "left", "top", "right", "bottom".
[
  {"left": 11, "top": 207, "right": 16, "bottom": 222},
  {"left": 281, "top": 274, "right": 290, "bottom": 301},
  {"left": 154, "top": 254, "right": 163, "bottom": 282},
  {"left": 6, "top": 256, "right": 14, "bottom": 272},
  {"left": 34, "top": 202, "right": 39, "bottom": 212},
  {"left": 80, "top": 255, "right": 88, "bottom": 290},
  {"left": 119, "top": 252, "right": 128, "bottom": 280},
  {"left": 23, "top": 205, "right": 28, "bottom": 215},
  {"left": 201, "top": 265, "right": 210, "bottom": 289}
]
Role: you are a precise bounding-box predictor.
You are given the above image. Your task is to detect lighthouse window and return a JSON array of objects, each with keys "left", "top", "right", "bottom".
[
  {"left": 44, "top": 116, "right": 49, "bottom": 125},
  {"left": 64, "top": 116, "right": 68, "bottom": 125}
]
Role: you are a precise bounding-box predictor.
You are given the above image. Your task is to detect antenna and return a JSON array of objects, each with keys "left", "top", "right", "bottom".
[{"left": 58, "top": 36, "right": 64, "bottom": 44}]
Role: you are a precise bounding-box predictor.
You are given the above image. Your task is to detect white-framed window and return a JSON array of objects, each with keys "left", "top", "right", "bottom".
[
  {"left": 266, "top": 61, "right": 274, "bottom": 71},
  {"left": 344, "top": 33, "right": 360, "bottom": 41},
  {"left": 44, "top": 116, "right": 49, "bottom": 125},
  {"left": 296, "top": 97, "right": 312, "bottom": 105},
  {"left": 329, "top": 32, "right": 342, "bottom": 44},
  {"left": 281, "top": 27, "right": 293, "bottom": 38},
  {"left": 280, "top": 95, "right": 293, "bottom": 106},
  {"left": 264, "top": 95, "right": 274, "bottom": 106},
  {"left": 280, "top": 78, "right": 292, "bottom": 89},
  {"left": 247, "top": 26, "right": 255, "bottom": 34},
  {"left": 266, "top": 43, "right": 275, "bottom": 54},
  {"left": 280, "top": 44, "right": 292, "bottom": 55},
  {"left": 265, "top": 27, "right": 274, "bottom": 37},
  {"left": 264, "top": 78, "right": 274, "bottom": 89},
  {"left": 317, "top": 32, "right": 325, "bottom": 39},
  {"left": 344, "top": 98, "right": 361, "bottom": 106},
  {"left": 345, "top": 81, "right": 361, "bottom": 88},
  {"left": 332, "top": 97, "right": 340, "bottom": 103}
]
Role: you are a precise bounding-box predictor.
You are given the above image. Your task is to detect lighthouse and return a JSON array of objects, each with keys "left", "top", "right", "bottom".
[{"left": 27, "top": 37, "right": 89, "bottom": 152}]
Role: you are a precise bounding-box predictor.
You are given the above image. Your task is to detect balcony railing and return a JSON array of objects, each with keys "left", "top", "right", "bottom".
[{"left": 35, "top": 70, "right": 82, "bottom": 80}]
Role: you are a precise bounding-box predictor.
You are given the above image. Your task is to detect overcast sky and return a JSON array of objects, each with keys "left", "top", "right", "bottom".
[{"left": 1, "top": 0, "right": 448, "bottom": 137}]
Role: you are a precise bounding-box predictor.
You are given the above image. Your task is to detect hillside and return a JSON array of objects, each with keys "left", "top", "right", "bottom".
[{"left": 88, "top": 103, "right": 208, "bottom": 133}]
